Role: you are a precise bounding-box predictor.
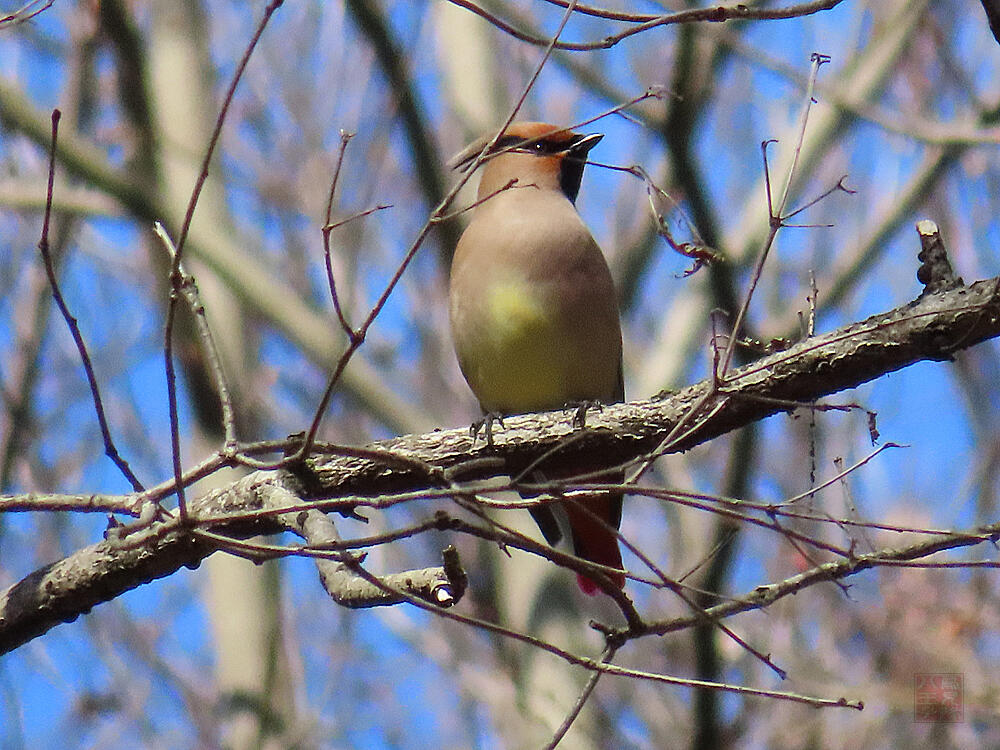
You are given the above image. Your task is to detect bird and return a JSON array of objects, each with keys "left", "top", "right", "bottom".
[{"left": 448, "top": 121, "right": 625, "bottom": 594}]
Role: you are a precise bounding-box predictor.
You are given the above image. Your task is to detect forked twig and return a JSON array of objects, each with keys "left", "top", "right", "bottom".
[
  {"left": 0, "top": 0, "right": 53, "bottom": 29},
  {"left": 717, "top": 52, "right": 830, "bottom": 380},
  {"left": 323, "top": 130, "right": 358, "bottom": 337},
  {"left": 162, "top": 0, "right": 283, "bottom": 516},
  {"left": 445, "top": 0, "right": 846, "bottom": 52},
  {"left": 153, "top": 223, "right": 238, "bottom": 452}
]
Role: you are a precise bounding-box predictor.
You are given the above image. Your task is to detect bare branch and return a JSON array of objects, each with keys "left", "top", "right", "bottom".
[
  {"left": 37, "top": 109, "right": 143, "bottom": 492},
  {"left": 162, "top": 0, "right": 284, "bottom": 518},
  {"left": 2, "top": 270, "right": 999, "bottom": 653},
  {"left": 446, "top": 0, "right": 846, "bottom": 51},
  {"left": 0, "top": 0, "right": 52, "bottom": 29},
  {"left": 153, "top": 223, "right": 238, "bottom": 453}
]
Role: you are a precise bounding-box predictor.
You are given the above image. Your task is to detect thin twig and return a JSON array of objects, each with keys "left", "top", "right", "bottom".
[
  {"left": 445, "top": 0, "right": 845, "bottom": 51},
  {"left": 153, "top": 223, "right": 238, "bottom": 452},
  {"left": 0, "top": 0, "right": 53, "bottom": 29},
  {"left": 300, "top": 521, "right": 861, "bottom": 711},
  {"left": 37, "top": 110, "right": 143, "bottom": 492},
  {"left": 162, "top": 0, "right": 283, "bottom": 517},
  {"left": 718, "top": 53, "right": 829, "bottom": 379},
  {"left": 543, "top": 645, "right": 618, "bottom": 750},
  {"left": 323, "top": 130, "right": 357, "bottom": 336},
  {"left": 323, "top": 204, "right": 393, "bottom": 233}
]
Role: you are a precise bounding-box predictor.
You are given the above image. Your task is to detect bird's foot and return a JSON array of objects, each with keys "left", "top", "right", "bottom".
[
  {"left": 567, "top": 399, "right": 605, "bottom": 430},
  {"left": 471, "top": 412, "right": 505, "bottom": 447}
]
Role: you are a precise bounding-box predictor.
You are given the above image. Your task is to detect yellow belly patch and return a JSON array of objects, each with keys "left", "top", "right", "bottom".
[{"left": 470, "top": 281, "right": 567, "bottom": 412}]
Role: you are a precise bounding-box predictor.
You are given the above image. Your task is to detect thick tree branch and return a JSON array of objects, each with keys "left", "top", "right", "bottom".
[
  {"left": 2, "top": 269, "right": 999, "bottom": 654},
  {"left": 0, "top": 471, "right": 461, "bottom": 654},
  {"left": 302, "top": 273, "right": 1000, "bottom": 496}
]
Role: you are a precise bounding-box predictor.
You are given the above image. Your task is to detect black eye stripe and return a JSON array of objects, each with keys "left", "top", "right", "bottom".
[
  {"left": 494, "top": 135, "right": 525, "bottom": 151},
  {"left": 494, "top": 134, "right": 568, "bottom": 155},
  {"left": 531, "top": 140, "right": 562, "bottom": 154}
]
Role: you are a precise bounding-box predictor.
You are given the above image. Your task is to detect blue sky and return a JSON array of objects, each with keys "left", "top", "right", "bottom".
[{"left": 2, "top": 1, "right": 1000, "bottom": 747}]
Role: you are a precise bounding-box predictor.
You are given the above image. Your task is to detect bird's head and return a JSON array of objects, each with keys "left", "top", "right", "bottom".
[{"left": 450, "top": 121, "right": 603, "bottom": 204}]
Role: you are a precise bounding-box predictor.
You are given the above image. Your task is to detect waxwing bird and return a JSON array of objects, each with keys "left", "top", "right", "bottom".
[{"left": 448, "top": 121, "right": 625, "bottom": 594}]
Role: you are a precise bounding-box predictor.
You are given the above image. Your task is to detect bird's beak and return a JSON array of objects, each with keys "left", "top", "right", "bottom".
[{"left": 566, "top": 132, "right": 604, "bottom": 157}]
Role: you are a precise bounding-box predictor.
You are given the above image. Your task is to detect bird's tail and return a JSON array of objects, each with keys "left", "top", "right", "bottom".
[{"left": 566, "top": 488, "right": 625, "bottom": 595}]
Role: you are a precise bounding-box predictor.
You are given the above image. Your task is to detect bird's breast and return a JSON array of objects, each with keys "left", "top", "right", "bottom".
[{"left": 450, "top": 203, "right": 621, "bottom": 413}]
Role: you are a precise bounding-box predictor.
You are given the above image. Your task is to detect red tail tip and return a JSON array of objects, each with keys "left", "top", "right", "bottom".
[{"left": 576, "top": 572, "right": 625, "bottom": 596}]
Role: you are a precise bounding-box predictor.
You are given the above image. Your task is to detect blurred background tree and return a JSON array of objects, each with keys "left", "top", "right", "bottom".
[{"left": 2, "top": 1, "right": 1000, "bottom": 748}]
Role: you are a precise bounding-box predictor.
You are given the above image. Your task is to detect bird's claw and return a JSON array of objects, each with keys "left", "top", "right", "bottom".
[
  {"left": 471, "top": 412, "right": 505, "bottom": 446},
  {"left": 568, "top": 399, "right": 604, "bottom": 429}
]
